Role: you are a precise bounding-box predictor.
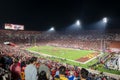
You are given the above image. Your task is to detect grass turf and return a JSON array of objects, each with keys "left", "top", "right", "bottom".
[{"left": 28, "top": 45, "right": 95, "bottom": 60}]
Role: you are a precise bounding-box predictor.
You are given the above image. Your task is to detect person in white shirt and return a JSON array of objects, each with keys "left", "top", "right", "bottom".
[{"left": 25, "top": 57, "right": 38, "bottom": 80}]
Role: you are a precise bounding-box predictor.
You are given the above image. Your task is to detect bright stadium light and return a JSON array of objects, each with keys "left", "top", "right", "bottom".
[
  {"left": 103, "top": 17, "right": 108, "bottom": 23},
  {"left": 50, "top": 27, "right": 54, "bottom": 31},
  {"left": 75, "top": 20, "right": 80, "bottom": 26},
  {"left": 67, "top": 19, "right": 82, "bottom": 31},
  {"left": 49, "top": 27, "right": 55, "bottom": 31}
]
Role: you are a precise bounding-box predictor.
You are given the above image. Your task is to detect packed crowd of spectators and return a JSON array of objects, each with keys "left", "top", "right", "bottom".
[
  {"left": 0, "top": 29, "right": 120, "bottom": 51},
  {"left": 0, "top": 30, "right": 120, "bottom": 43},
  {"left": 105, "top": 53, "right": 120, "bottom": 71}
]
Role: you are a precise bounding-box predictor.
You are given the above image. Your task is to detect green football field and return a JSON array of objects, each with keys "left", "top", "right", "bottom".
[{"left": 28, "top": 45, "right": 96, "bottom": 61}]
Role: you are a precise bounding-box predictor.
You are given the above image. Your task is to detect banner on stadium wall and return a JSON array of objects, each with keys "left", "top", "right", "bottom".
[{"left": 5, "top": 23, "right": 24, "bottom": 30}]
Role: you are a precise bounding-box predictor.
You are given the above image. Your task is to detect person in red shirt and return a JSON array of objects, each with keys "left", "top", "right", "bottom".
[
  {"left": 10, "top": 59, "right": 21, "bottom": 80},
  {"left": 51, "top": 67, "right": 57, "bottom": 78}
]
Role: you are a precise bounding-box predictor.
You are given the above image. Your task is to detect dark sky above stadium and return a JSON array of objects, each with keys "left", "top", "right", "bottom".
[{"left": 0, "top": 0, "right": 120, "bottom": 31}]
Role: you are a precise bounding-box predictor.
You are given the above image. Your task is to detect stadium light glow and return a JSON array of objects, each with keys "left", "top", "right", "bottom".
[
  {"left": 49, "top": 27, "right": 55, "bottom": 31},
  {"left": 67, "top": 20, "right": 82, "bottom": 31},
  {"left": 75, "top": 20, "right": 80, "bottom": 26},
  {"left": 103, "top": 17, "right": 108, "bottom": 23}
]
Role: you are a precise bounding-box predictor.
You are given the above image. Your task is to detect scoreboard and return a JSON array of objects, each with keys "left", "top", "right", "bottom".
[{"left": 5, "top": 23, "right": 24, "bottom": 30}]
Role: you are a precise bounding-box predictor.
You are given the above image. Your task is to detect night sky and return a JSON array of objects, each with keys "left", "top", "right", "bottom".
[{"left": 0, "top": 0, "right": 120, "bottom": 31}]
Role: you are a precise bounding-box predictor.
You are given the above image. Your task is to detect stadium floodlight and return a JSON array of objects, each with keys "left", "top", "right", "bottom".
[
  {"left": 103, "top": 17, "right": 108, "bottom": 23},
  {"left": 49, "top": 27, "right": 55, "bottom": 31},
  {"left": 67, "top": 20, "right": 82, "bottom": 31},
  {"left": 75, "top": 20, "right": 80, "bottom": 26}
]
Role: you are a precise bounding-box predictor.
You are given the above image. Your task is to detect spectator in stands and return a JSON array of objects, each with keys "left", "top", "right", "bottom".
[
  {"left": 38, "top": 63, "right": 51, "bottom": 79},
  {"left": 10, "top": 58, "right": 21, "bottom": 80},
  {"left": 21, "top": 61, "right": 26, "bottom": 80},
  {"left": 54, "top": 66, "right": 68, "bottom": 80},
  {"left": 51, "top": 67, "right": 57, "bottom": 78},
  {"left": 0, "top": 55, "right": 13, "bottom": 70},
  {"left": 54, "top": 68, "right": 60, "bottom": 79},
  {"left": 38, "top": 70, "right": 48, "bottom": 80},
  {"left": 25, "top": 57, "right": 38, "bottom": 80},
  {"left": 67, "top": 71, "right": 75, "bottom": 80},
  {"left": 80, "top": 68, "right": 89, "bottom": 80}
]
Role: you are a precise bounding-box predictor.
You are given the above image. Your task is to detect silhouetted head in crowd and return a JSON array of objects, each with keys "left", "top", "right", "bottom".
[
  {"left": 80, "top": 68, "right": 89, "bottom": 80},
  {"left": 38, "top": 70, "right": 48, "bottom": 80},
  {"left": 59, "top": 66, "right": 66, "bottom": 75},
  {"left": 14, "top": 58, "right": 19, "bottom": 63},
  {"left": 30, "top": 57, "right": 37, "bottom": 64}
]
